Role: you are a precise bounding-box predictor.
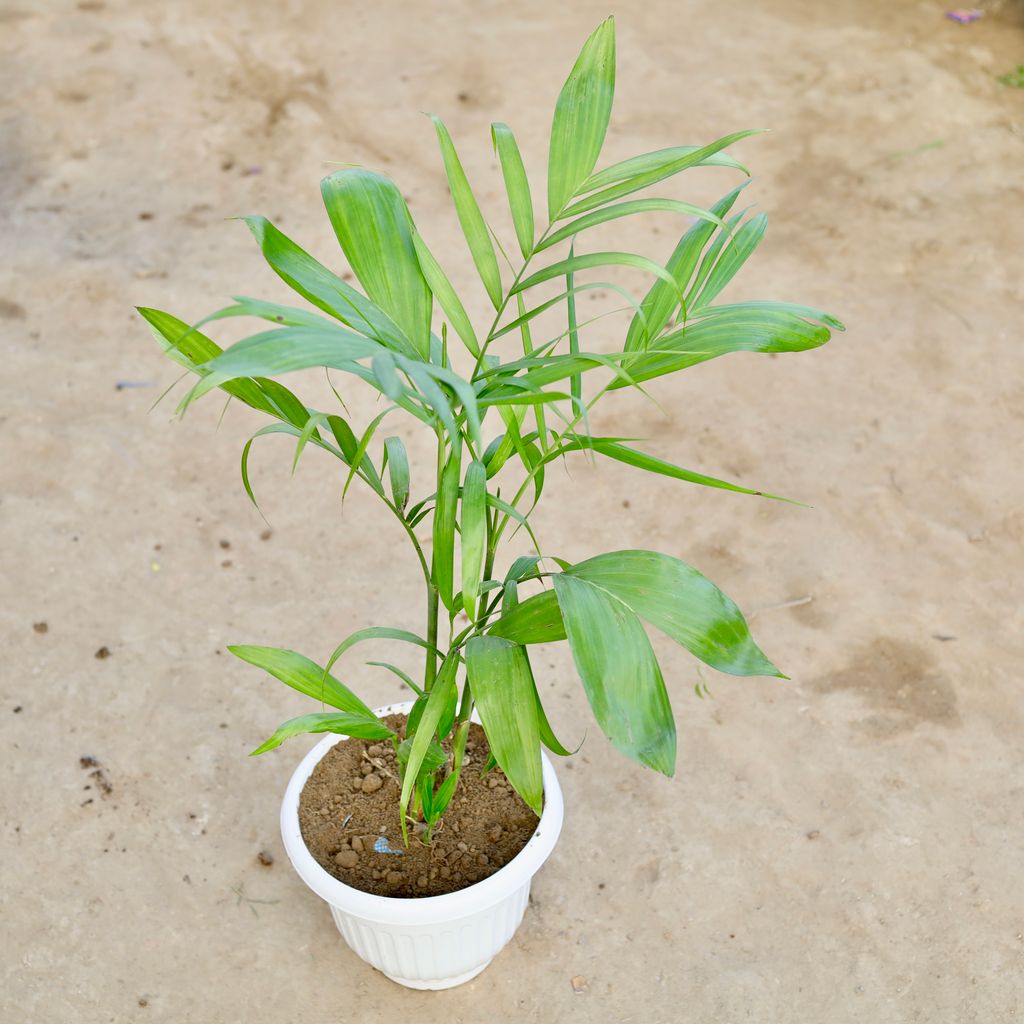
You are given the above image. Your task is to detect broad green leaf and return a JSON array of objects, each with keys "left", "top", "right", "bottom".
[
  {"left": 581, "top": 145, "right": 750, "bottom": 193},
  {"left": 489, "top": 589, "right": 566, "bottom": 644},
  {"left": 400, "top": 658, "right": 457, "bottom": 843},
  {"left": 460, "top": 460, "right": 488, "bottom": 618},
  {"left": 491, "top": 122, "right": 535, "bottom": 258},
  {"left": 411, "top": 232, "right": 480, "bottom": 357},
  {"left": 514, "top": 251, "right": 679, "bottom": 295},
  {"left": 432, "top": 441, "right": 462, "bottom": 612},
  {"left": 241, "top": 217, "right": 416, "bottom": 356},
  {"left": 556, "top": 437, "right": 800, "bottom": 504},
  {"left": 552, "top": 573, "right": 675, "bottom": 776},
  {"left": 227, "top": 645, "right": 377, "bottom": 719},
  {"left": 251, "top": 711, "right": 393, "bottom": 755},
  {"left": 505, "top": 554, "right": 542, "bottom": 583},
  {"left": 383, "top": 436, "right": 410, "bottom": 510},
  {"left": 568, "top": 549, "right": 782, "bottom": 676},
  {"left": 465, "top": 636, "right": 544, "bottom": 814},
  {"left": 624, "top": 184, "right": 748, "bottom": 351},
  {"left": 690, "top": 213, "right": 767, "bottom": 311},
  {"left": 560, "top": 128, "right": 763, "bottom": 218},
  {"left": 180, "top": 326, "right": 381, "bottom": 407},
  {"left": 430, "top": 116, "right": 503, "bottom": 308},
  {"left": 539, "top": 198, "right": 724, "bottom": 251},
  {"left": 548, "top": 16, "right": 616, "bottom": 217},
  {"left": 320, "top": 169, "right": 433, "bottom": 359},
  {"left": 613, "top": 306, "right": 834, "bottom": 387}
]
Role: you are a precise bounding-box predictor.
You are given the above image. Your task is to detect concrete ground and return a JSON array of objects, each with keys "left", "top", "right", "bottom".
[{"left": 3, "top": 1, "right": 1023, "bottom": 1020}]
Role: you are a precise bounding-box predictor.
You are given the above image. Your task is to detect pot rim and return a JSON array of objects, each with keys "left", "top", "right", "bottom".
[{"left": 280, "top": 700, "right": 564, "bottom": 925}]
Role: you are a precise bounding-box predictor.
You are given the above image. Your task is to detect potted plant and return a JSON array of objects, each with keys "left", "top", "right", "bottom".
[{"left": 140, "top": 17, "right": 841, "bottom": 989}]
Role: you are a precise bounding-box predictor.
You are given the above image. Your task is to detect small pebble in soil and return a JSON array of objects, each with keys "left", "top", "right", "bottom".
[
  {"left": 94, "top": 646, "right": 111, "bottom": 659},
  {"left": 488, "top": 825, "right": 503, "bottom": 842},
  {"left": 359, "top": 762, "right": 373, "bottom": 776},
  {"left": 571, "top": 975, "right": 588, "bottom": 994},
  {"left": 335, "top": 850, "right": 359, "bottom": 868},
  {"left": 349, "top": 778, "right": 363, "bottom": 792},
  {"left": 386, "top": 871, "right": 402, "bottom": 886},
  {"left": 417, "top": 875, "right": 428, "bottom": 888},
  {"left": 351, "top": 836, "right": 364, "bottom": 853},
  {"left": 360, "top": 774, "right": 382, "bottom": 794},
  {"left": 33, "top": 621, "right": 48, "bottom": 634},
  {"left": 477, "top": 853, "right": 489, "bottom": 867},
  {"left": 488, "top": 776, "right": 500, "bottom": 789},
  {"left": 257, "top": 850, "right": 274, "bottom": 867},
  {"left": 367, "top": 745, "right": 383, "bottom": 757},
  {"left": 457, "top": 841, "right": 468, "bottom": 853}
]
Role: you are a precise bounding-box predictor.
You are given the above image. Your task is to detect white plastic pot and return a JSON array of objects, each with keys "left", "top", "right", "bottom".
[{"left": 280, "top": 701, "right": 564, "bottom": 990}]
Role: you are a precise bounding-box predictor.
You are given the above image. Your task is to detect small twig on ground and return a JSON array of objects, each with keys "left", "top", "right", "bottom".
[
  {"left": 232, "top": 883, "right": 280, "bottom": 917},
  {"left": 749, "top": 595, "right": 814, "bottom": 620}
]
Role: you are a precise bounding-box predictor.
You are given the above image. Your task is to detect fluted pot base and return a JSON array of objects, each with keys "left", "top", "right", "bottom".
[{"left": 280, "top": 702, "right": 565, "bottom": 990}]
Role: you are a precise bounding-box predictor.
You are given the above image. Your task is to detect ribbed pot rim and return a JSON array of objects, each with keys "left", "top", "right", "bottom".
[{"left": 280, "top": 700, "right": 565, "bottom": 925}]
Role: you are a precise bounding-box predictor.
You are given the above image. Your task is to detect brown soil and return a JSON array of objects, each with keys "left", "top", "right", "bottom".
[{"left": 298, "top": 714, "right": 539, "bottom": 898}]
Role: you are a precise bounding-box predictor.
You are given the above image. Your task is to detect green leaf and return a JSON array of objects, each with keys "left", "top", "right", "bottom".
[
  {"left": 567, "top": 550, "right": 781, "bottom": 676},
  {"left": 411, "top": 232, "right": 480, "bottom": 357},
  {"left": 581, "top": 144, "right": 750, "bottom": 193},
  {"left": 690, "top": 213, "right": 767, "bottom": 312},
  {"left": 460, "top": 460, "right": 488, "bottom": 618},
  {"left": 429, "top": 116, "right": 503, "bottom": 308},
  {"left": 565, "top": 241, "right": 582, "bottom": 405},
  {"left": 326, "top": 414, "right": 384, "bottom": 494},
  {"left": 227, "top": 645, "right": 378, "bottom": 719},
  {"left": 397, "top": 735, "right": 447, "bottom": 775},
  {"left": 250, "top": 711, "right": 394, "bottom": 755},
  {"left": 539, "top": 198, "right": 724, "bottom": 251},
  {"left": 548, "top": 17, "right": 616, "bottom": 218},
  {"left": 489, "top": 589, "right": 566, "bottom": 644},
  {"left": 491, "top": 122, "right": 535, "bottom": 258},
  {"left": 613, "top": 306, "right": 834, "bottom": 387},
  {"left": 624, "top": 184, "right": 748, "bottom": 351},
  {"left": 240, "top": 217, "right": 416, "bottom": 356},
  {"left": 556, "top": 437, "right": 801, "bottom": 504},
  {"left": 366, "top": 661, "right": 423, "bottom": 696},
  {"left": 552, "top": 573, "right": 675, "bottom": 776},
  {"left": 342, "top": 405, "right": 396, "bottom": 499},
  {"left": 514, "top": 251, "right": 679, "bottom": 295},
  {"left": 432, "top": 441, "right": 462, "bottom": 613},
  {"left": 560, "top": 128, "right": 763, "bottom": 218},
  {"left": 139, "top": 307, "right": 279, "bottom": 417},
  {"left": 383, "top": 436, "right": 410, "bottom": 510},
  {"left": 291, "top": 411, "right": 330, "bottom": 474},
  {"left": 322, "top": 626, "right": 437, "bottom": 681},
  {"left": 320, "top": 169, "right": 433, "bottom": 359},
  {"left": 465, "top": 636, "right": 544, "bottom": 814},
  {"left": 179, "top": 325, "right": 381, "bottom": 407},
  {"left": 400, "top": 658, "right": 457, "bottom": 843}
]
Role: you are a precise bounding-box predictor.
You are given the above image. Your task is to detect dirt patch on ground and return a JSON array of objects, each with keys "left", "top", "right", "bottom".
[{"left": 298, "top": 715, "right": 538, "bottom": 897}]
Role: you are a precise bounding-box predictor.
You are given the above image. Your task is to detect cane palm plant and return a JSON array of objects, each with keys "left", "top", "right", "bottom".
[{"left": 140, "top": 17, "right": 842, "bottom": 843}]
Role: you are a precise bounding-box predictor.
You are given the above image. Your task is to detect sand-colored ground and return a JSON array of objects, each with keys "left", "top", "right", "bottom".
[{"left": 3, "top": 1, "right": 1024, "bottom": 1020}]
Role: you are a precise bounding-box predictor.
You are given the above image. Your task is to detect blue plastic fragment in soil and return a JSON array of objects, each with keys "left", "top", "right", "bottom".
[{"left": 373, "top": 836, "right": 404, "bottom": 855}]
